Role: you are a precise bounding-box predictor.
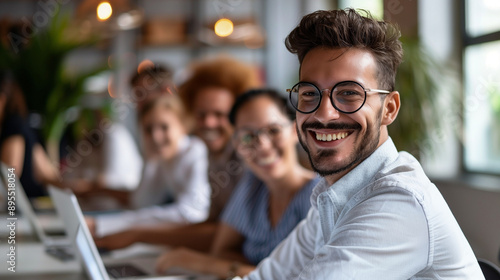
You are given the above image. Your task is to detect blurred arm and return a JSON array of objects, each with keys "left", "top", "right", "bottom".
[{"left": 1, "top": 135, "right": 25, "bottom": 176}]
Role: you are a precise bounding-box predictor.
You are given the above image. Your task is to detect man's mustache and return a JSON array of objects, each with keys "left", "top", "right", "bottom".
[{"left": 301, "top": 121, "right": 361, "bottom": 131}]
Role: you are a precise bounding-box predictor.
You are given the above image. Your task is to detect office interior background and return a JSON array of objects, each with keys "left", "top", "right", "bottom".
[{"left": 1, "top": 0, "right": 500, "bottom": 267}]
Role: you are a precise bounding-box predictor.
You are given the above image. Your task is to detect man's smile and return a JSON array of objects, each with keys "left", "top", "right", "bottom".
[{"left": 313, "top": 131, "right": 349, "bottom": 141}]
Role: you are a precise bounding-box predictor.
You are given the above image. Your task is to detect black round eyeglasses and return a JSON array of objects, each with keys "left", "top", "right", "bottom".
[{"left": 287, "top": 81, "right": 390, "bottom": 114}]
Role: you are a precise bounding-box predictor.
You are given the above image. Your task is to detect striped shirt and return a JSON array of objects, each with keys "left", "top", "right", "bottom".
[{"left": 221, "top": 171, "right": 320, "bottom": 265}]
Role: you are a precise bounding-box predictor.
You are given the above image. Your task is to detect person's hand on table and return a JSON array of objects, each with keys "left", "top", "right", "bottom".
[
  {"left": 64, "top": 178, "right": 96, "bottom": 196},
  {"left": 94, "top": 230, "right": 139, "bottom": 250},
  {"left": 155, "top": 247, "right": 211, "bottom": 275},
  {"left": 85, "top": 216, "right": 97, "bottom": 237}
]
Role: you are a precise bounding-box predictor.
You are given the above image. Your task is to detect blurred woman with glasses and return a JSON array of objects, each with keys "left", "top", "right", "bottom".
[{"left": 154, "top": 89, "right": 319, "bottom": 279}]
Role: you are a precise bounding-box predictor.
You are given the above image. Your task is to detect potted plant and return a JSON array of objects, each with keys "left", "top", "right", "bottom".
[
  {"left": 389, "top": 37, "right": 461, "bottom": 160},
  {"left": 0, "top": 10, "right": 106, "bottom": 158}
]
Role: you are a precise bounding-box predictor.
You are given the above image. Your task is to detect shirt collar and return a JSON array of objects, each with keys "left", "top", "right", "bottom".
[
  {"left": 310, "top": 137, "right": 400, "bottom": 208},
  {"left": 178, "top": 135, "right": 190, "bottom": 153}
]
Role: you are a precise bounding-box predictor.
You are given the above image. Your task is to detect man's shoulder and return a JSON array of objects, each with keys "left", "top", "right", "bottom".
[
  {"left": 378, "top": 151, "right": 429, "bottom": 181},
  {"left": 368, "top": 151, "right": 435, "bottom": 199}
]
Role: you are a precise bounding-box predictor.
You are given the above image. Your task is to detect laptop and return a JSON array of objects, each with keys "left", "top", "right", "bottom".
[
  {"left": 0, "top": 163, "right": 74, "bottom": 261},
  {"left": 48, "top": 185, "right": 200, "bottom": 280}
]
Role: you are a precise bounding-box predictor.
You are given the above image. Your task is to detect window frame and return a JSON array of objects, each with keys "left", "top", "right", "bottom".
[{"left": 460, "top": 0, "right": 500, "bottom": 176}]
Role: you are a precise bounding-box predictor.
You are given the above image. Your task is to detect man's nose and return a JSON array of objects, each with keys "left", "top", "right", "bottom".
[
  {"left": 313, "top": 90, "right": 341, "bottom": 122},
  {"left": 202, "top": 114, "right": 219, "bottom": 128}
]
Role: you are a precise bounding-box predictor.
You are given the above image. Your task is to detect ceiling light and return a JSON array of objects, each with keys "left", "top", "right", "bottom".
[
  {"left": 214, "top": 18, "right": 234, "bottom": 37},
  {"left": 97, "top": 2, "right": 112, "bottom": 21}
]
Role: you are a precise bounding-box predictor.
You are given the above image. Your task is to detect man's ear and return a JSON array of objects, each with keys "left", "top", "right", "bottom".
[{"left": 381, "top": 91, "right": 400, "bottom": 126}]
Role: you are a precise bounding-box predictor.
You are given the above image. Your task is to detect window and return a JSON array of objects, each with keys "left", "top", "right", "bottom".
[
  {"left": 338, "top": 0, "right": 384, "bottom": 19},
  {"left": 465, "top": 0, "right": 500, "bottom": 37},
  {"left": 463, "top": 0, "right": 500, "bottom": 174}
]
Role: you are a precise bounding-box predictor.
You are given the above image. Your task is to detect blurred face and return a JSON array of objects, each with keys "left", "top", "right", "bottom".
[
  {"left": 296, "top": 47, "right": 393, "bottom": 184},
  {"left": 141, "top": 106, "right": 185, "bottom": 160},
  {"left": 192, "top": 87, "right": 234, "bottom": 155},
  {"left": 233, "top": 96, "right": 297, "bottom": 181}
]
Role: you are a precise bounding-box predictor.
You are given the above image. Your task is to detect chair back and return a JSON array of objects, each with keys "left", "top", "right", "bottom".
[{"left": 479, "top": 258, "right": 500, "bottom": 280}]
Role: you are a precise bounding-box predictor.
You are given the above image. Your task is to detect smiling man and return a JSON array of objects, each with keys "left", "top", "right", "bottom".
[{"left": 243, "top": 9, "right": 483, "bottom": 280}]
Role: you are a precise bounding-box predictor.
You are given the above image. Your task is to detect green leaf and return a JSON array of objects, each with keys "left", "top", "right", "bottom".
[
  {"left": 390, "top": 37, "right": 461, "bottom": 159},
  {"left": 3, "top": 8, "right": 106, "bottom": 144}
]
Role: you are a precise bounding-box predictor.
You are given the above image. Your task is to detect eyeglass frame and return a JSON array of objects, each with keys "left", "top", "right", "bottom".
[
  {"left": 233, "top": 122, "right": 292, "bottom": 151},
  {"left": 286, "top": 80, "right": 391, "bottom": 114}
]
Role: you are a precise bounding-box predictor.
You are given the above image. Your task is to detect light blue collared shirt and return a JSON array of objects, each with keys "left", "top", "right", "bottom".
[{"left": 245, "top": 138, "right": 483, "bottom": 279}]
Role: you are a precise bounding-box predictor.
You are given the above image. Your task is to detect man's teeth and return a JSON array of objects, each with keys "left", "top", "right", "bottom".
[
  {"left": 315, "top": 132, "right": 348, "bottom": 142},
  {"left": 202, "top": 130, "right": 220, "bottom": 141}
]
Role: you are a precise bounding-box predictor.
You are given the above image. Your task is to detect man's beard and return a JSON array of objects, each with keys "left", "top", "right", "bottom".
[{"left": 297, "top": 113, "right": 382, "bottom": 177}]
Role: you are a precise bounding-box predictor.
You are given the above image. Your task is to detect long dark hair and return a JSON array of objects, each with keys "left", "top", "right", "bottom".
[{"left": 0, "top": 69, "right": 28, "bottom": 117}]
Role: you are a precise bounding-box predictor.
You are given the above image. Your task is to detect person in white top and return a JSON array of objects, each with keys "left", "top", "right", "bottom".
[
  {"left": 242, "top": 8, "right": 484, "bottom": 280},
  {"left": 89, "top": 95, "right": 211, "bottom": 237}
]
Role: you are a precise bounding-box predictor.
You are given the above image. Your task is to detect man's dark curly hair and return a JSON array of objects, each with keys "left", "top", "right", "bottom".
[{"left": 285, "top": 8, "right": 403, "bottom": 91}]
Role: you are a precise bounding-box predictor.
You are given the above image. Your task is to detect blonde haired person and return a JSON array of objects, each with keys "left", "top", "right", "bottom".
[{"left": 89, "top": 94, "right": 210, "bottom": 237}]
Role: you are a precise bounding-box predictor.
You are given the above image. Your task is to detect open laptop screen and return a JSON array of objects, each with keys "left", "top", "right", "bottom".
[
  {"left": 76, "top": 224, "right": 110, "bottom": 280},
  {"left": 49, "top": 186, "right": 110, "bottom": 280}
]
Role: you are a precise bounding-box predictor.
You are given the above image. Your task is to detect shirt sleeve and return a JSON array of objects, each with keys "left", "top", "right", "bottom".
[
  {"left": 297, "top": 189, "right": 429, "bottom": 280},
  {"left": 245, "top": 207, "right": 318, "bottom": 280},
  {"left": 96, "top": 162, "right": 211, "bottom": 236},
  {"left": 96, "top": 139, "right": 211, "bottom": 237},
  {"left": 159, "top": 146, "right": 211, "bottom": 224}
]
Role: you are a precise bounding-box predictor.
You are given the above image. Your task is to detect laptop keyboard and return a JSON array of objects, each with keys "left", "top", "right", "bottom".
[
  {"left": 45, "top": 246, "right": 75, "bottom": 261},
  {"left": 106, "top": 263, "right": 148, "bottom": 278}
]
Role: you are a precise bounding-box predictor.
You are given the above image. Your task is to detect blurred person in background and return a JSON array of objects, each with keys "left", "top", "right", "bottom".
[
  {"left": 0, "top": 69, "right": 61, "bottom": 197},
  {"left": 130, "top": 62, "right": 175, "bottom": 113},
  {"left": 180, "top": 55, "right": 261, "bottom": 223},
  {"left": 129, "top": 62, "right": 176, "bottom": 159},
  {"left": 87, "top": 94, "right": 211, "bottom": 237},
  {"left": 95, "top": 56, "right": 261, "bottom": 252},
  {"left": 60, "top": 103, "right": 143, "bottom": 209},
  {"left": 153, "top": 89, "right": 319, "bottom": 279},
  {"left": 65, "top": 62, "right": 173, "bottom": 207}
]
